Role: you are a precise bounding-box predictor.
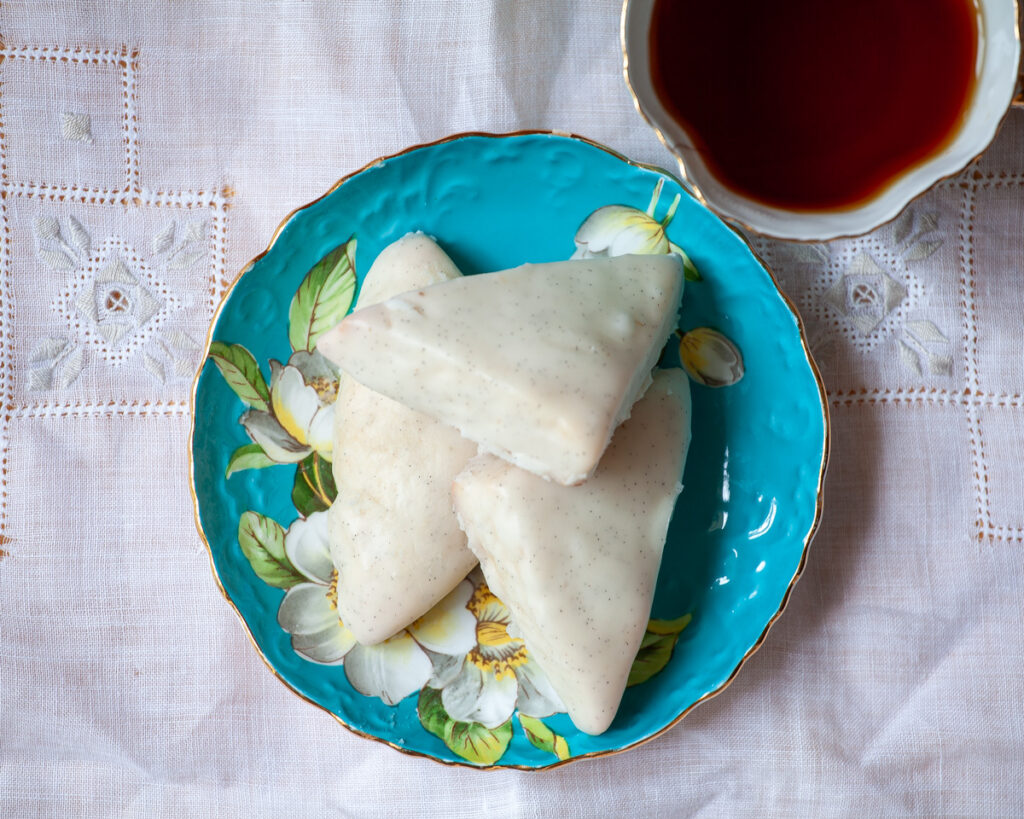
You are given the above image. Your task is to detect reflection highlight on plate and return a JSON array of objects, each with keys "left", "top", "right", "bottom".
[{"left": 748, "top": 498, "right": 778, "bottom": 540}]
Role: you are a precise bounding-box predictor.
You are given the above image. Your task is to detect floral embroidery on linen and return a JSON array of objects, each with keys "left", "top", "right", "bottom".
[
  {"left": 29, "top": 214, "right": 204, "bottom": 388},
  {"left": 787, "top": 207, "right": 953, "bottom": 376},
  {"left": 60, "top": 112, "right": 93, "bottom": 144},
  {"left": 152, "top": 219, "right": 207, "bottom": 271}
]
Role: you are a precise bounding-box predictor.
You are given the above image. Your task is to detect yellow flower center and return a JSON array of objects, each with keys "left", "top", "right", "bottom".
[
  {"left": 466, "top": 581, "right": 503, "bottom": 619},
  {"left": 476, "top": 619, "right": 513, "bottom": 647},
  {"left": 468, "top": 638, "right": 529, "bottom": 681},
  {"left": 465, "top": 582, "right": 529, "bottom": 680},
  {"left": 308, "top": 375, "right": 338, "bottom": 405},
  {"left": 326, "top": 570, "right": 339, "bottom": 611}
]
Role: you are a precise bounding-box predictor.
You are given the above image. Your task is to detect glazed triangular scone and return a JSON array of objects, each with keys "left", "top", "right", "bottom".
[
  {"left": 452, "top": 369, "right": 692, "bottom": 735},
  {"left": 316, "top": 233, "right": 478, "bottom": 645},
  {"left": 325, "top": 255, "right": 684, "bottom": 485}
]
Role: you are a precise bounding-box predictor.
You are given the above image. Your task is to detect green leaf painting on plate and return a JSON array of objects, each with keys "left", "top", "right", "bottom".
[
  {"left": 288, "top": 237, "right": 357, "bottom": 353},
  {"left": 292, "top": 453, "right": 337, "bottom": 516},
  {"left": 237, "top": 511, "right": 305, "bottom": 589},
  {"left": 518, "top": 714, "right": 571, "bottom": 761},
  {"left": 628, "top": 614, "right": 692, "bottom": 687},
  {"left": 417, "top": 687, "right": 515, "bottom": 766},
  {"left": 677, "top": 247, "right": 701, "bottom": 282},
  {"left": 208, "top": 342, "right": 271, "bottom": 411},
  {"left": 417, "top": 686, "right": 451, "bottom": 739},
  {"left": 225, "top": 443, "right": 276, "bottom": 478},
  {"left": 445, "top": 717, "right": 514, "bottom": 767}
]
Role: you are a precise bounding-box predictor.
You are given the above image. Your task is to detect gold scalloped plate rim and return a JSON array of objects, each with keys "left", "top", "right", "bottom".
[
  {"left": 619, "top": 0, "right": 1024, "bottom": 244},
  {"left": 187, "top": 129, "right": 831, "bottom": 771}
]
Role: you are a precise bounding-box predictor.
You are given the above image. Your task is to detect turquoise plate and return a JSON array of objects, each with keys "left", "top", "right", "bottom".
[{"left": 189, "top": 132, "right": 828, "bottom": 770}]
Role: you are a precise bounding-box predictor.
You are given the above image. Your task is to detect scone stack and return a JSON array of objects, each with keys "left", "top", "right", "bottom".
[{"left": 316, "top": 233, "right": 692, "bottom": 735}]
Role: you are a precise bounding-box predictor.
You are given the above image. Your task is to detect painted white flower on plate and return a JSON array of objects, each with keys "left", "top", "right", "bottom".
[
  {"left": 277, "top": 512, "right": 477, "bottom": 705},
  {"left": 571, "top": 178, "right": 696, "bottom": 278},
  {"left": 429, "top": 572, "right": 564, "bottom": 729},
  {"left": 573, "top": 203, "right": 676, "bottom": 257},
  {"left": 679, "top": 327, "right": 745, "bottom": 387},
  {"left": 242, "top": 350, "right": 337, "bottom": 463}
]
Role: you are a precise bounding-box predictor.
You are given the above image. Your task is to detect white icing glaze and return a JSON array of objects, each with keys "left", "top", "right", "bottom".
[
  {"left": 317, "top": 233, "right": 478, "bottom": 645},
  {"left": 325, "top": 254, "right": 684, "bottom": 486},
  {"left": 453, "top": 369, "right": 692, "bottom": 735}
]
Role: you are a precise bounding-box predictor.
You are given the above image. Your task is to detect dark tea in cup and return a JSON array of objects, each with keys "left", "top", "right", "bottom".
[{"left": 648, "top": 0, "right": 980, "bottom": 212}]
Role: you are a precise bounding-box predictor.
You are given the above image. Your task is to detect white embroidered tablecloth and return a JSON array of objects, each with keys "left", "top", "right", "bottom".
[{"left": 1, "top": 2, "right": 1023, "bottom": 816}]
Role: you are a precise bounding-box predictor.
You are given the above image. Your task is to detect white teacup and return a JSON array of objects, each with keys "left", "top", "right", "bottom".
[{"left": 622, "top": 0, "right": 1022, "bottom": 241}]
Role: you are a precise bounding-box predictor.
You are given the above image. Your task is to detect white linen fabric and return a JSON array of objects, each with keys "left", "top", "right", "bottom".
[{"left": 1, "top": 2, "right": 1022, "bottom": 816}]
